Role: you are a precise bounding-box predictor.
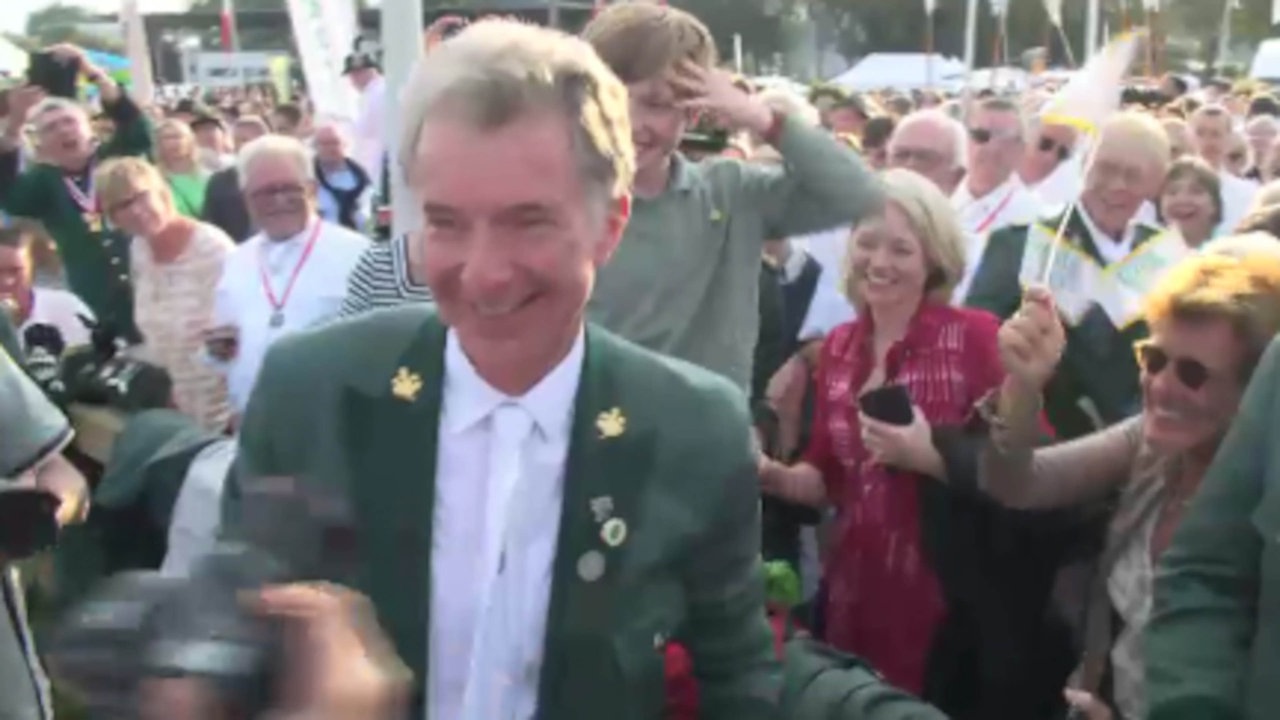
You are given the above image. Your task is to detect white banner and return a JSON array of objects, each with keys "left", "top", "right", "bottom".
[
  {"left": 121, "top": 0, "right": 155, "bottom": 104},
  {"left": 190, "top": 52, "right": 284, "bottom": 88},
  {"left": 285, "top": 0, "right": 358, "bottom": 122}
]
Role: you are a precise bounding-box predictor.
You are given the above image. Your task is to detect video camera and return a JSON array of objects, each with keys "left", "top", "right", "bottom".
[
  {"left": 45, "top": 476, "right": 357, "bottom": 718},
  {"left": 19, "top": 313, "right": 172, "bottom": 412}
]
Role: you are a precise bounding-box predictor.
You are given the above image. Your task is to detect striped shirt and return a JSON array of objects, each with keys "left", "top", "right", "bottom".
[{"left": 339, "top": 233, "right": 432, "bottom": 317}]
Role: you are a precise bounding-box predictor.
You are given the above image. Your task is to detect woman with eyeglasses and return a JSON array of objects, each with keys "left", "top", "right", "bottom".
[
  {"left": 961, "top": 247, "right": 1280, "bottom": 720},
  {"left": 95, "top": 156, "right": 235, "bottom": 431}
]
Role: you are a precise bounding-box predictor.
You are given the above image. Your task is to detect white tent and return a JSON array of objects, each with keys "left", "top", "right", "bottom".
[
  {"left": 0, "top": 37, "right": 27, "bottom": 81},
  {"left": 828, "top": 53, "right": 967, "bottom": 93}
]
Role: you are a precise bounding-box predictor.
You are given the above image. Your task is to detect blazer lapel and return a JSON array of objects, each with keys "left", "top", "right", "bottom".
[
  {"left": 537, "top": 328, "right": 658, "bottom": 718},
  {"left": 340, "top": 314, "right": 447, "bottom": 699}
]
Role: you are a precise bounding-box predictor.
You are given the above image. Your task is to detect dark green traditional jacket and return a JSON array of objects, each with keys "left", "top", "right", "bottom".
[
  {"left": 230, "top": 307, "right": 781, "bottom": 720},
  {"left": 781, "top": 638, "right": 948, "bottom": 719},
  {"left": 0, "top": 93, "right": 152, "bottom": 340},
  {"left": 965, "top": 207, "right": 1164, "bottom": 440}
]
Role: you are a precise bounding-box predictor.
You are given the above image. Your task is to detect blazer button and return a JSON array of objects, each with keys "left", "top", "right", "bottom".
[{"left": 110, "top": 256, "right": 119, "bottom": 265}]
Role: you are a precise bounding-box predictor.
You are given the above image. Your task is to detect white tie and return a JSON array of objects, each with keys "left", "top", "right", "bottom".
[{"left": 460, "top": 402, "right": 535, "bottom": 720}]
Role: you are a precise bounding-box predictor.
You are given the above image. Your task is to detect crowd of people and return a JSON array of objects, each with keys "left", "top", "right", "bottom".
[{"left": 5, "top": 2, "right": 1280, "bottom": 719}]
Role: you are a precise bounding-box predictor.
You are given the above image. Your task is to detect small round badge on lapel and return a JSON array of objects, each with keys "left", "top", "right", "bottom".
[
  {"left": 578, "top": 550, "right": 606, "bottom": 582},
  {"left": 601, "top": 517, "right": 628, "bottom": 548}
]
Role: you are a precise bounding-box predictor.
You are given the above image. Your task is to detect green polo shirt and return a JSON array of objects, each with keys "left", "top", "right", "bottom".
[{"left": 588, "top": 115, "right": 881, "bottom": 393}]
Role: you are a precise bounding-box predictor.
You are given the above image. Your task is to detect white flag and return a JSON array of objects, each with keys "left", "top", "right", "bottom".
[
  {"left": 990, "top": 0, "right": 1009, "bottom": 16},
  {"left": 120, "top": 0, "right": 154, "bottom": 104},
  {"left": 1043, "top": 0, "right": 1064, "bottom": 27},
  {"left": 1141, "top": 0, "right": 1160, "bottom": 10},
  {"left": 1274, "top": 0, "right": 1280, "bottom": 25},
  {"left": 1040, "top": 31, "right": 1144, "bottom": 134},
  {"left": 924, "top": 0, "right": 938, "bottom": 16}
]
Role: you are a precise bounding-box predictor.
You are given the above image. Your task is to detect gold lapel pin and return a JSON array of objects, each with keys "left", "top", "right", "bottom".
[
  {"left": 710, "top": 208, "right": 724, "bottom": 222},
  {"left": 391, "top": 367, "right": 423, "bottom": 402},
  {"left": 596, "top": 407, "right": 626, "bottom": 439},
  {"left": 601, "top": 517, "right": 628, "bottom": 548}
]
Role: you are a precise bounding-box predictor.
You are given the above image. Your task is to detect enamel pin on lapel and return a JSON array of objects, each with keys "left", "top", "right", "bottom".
[
  {"left": 601, "top": 517, "right": 628, "bottom": 548},
  {"left": 391, "top": 367, "right": 423, "bottom": 402},
  {"left": 578, "top": 550, "right": 606, "bottom": 582},
  {"left": 596, "top": 407, "right": 626, "bottom": 439},
  {"left": 590, "top": 496, "right": 614, "bottom": 524},
  {"left": 710, "top": 208, "right": 724, "bottom": 222}
]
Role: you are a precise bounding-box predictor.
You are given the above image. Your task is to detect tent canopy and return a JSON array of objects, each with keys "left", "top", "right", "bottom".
[
  {"left": 828, "top": 53, "right": 966, "bottom": 93},
  {"left": 0, "top": 37, "right": 28, "bottom": 80}
]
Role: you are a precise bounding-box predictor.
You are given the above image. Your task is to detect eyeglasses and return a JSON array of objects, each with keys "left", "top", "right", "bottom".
[
  {"left": 967, "top": 127, "right": 1019, "bottom": 145},
  {"left": 247, "top": 183, "right": 306, "bottom": 203},
  {"left": 1134, "top": 340, "right": 1212, "bottom": 391},
  {"left": 1037, "top": 136, "right": 1071, "bottom": 161}
]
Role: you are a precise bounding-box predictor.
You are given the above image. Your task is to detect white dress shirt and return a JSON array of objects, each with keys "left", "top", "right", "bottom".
[
  {"left": 161, "top": 439, "right": 237, "bottom": 577},
  {"left": 19, "top": 287, "right": 94, "bottom": 350},
  {"left": 430, "top": 328, "right": 585, "bottom": 720},
  {"left": 1078, "top": 203, "right": 1148, "bottom": 265},
  {"left": 1217, "top": 170, "right": 1259, "bottom": 234},
  {"left": 212, "top": 219, "right": 369, "bottom": 412},
  {"left": 952, "top": 175, "right": 1043, "bottom": 238},
  {"left": 786, "top": 227, "right": 856, "bottom": 341}
]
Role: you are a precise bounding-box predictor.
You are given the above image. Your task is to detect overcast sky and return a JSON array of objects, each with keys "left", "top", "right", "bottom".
[{"left": 6, "top": 0, "right": 192, "bottom": 35}]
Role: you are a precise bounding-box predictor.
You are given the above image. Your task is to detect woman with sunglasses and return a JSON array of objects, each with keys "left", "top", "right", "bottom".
[{"left": 961, "top": 248, "right": 1280, "bottom": 720}]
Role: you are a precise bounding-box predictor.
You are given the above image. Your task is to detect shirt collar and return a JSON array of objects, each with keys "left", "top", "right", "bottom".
[
  {"left": 953, "top": 174, "right": 1018, "bottom": 207},
  {"left": 781, "top": 244, "right": 810, "bottom": 283},
  {"left": 442, "top": 326, "right": 586, "bottom": 440},
  {"left": 1077, "top": 201, "right": 1147, "bottom": 249}
]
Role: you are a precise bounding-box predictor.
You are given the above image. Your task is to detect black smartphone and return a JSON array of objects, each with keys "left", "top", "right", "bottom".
[
  {"left": 27, "top": 51, "right": 78, "bottom": 99},
  {"left": 0, "top": 488, "right": 62, "bottom": 559},
  {"left": 858, "top": 385, "right": 914, "bottom": 426}
]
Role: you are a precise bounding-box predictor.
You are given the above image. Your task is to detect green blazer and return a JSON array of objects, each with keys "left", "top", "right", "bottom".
[
  {"left": 231, "top": 307, "right": 781, "bottom": 720},
  {"left": 965, "top": 207, "right": 1162, "bottom": 439},
  {"left": 1146, "top": 335, "right": 1280, "bottom": 720}
]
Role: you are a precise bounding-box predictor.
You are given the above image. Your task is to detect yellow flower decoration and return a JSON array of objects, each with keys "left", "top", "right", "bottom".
[
  {"left": 391, "top": 367, "right": 423, "bottom": 402},
  {"left": 596, "top": 407, "right": 626, "bottom": 439}
]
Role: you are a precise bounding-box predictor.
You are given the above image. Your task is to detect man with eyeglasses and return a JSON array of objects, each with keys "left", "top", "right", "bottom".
[
  {"left": 967, "top": 111, "right": 1172, "bottom": 441},
  {"left": 886, "top": 109, "right": 967, "bottom": 196},
  {"left": 1019, "top": 119, "right": 1081, "bottom": 209},
  {"left": 204, "top": 134, "right": 369, "bottom": 415},
  {"left": 950, "top": 97, "right": 1042, "bottom": 300}
]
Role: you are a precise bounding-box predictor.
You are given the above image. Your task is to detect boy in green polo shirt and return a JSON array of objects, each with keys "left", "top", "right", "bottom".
[{"left": 583, "top": 3, "right": 881, "bottom": 394}]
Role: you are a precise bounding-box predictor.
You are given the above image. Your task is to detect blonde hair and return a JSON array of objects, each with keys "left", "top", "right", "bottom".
[
  {"left": 842, "top": 168, "right": 967, "bottom": 306},
  {"left": 1144, "top": 249, "right": 1280, "bottom": 379},
  {"left": 154, "top": 118, "right": 198, "bottom": 168},
  {"left": 582, "top": 1, "right": 717, "bottom": 84},
  {"left": 1248, "top": 180, "right": 1280, "bottom": 215},
  {"left": 1201, "top": 232, "right": 1280, "bottom": 261},
  {"left": 398, "top": 19, "right": 634, "bottom": 205},
  {"left": 94, "top": 156, "right": 174, "bottom": 216}
]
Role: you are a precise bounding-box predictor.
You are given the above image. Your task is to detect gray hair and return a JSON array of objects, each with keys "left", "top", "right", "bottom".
[
  {"left": 397, "top": 19, "right": 634, "bottom": 204},
  {"left": 30, "top": 97, "right": 86, "bottom": 129},
  {"left": 236, "top": 134, "right": 315, "bottom": 190},
  {"left": 891, "top": 109, "right": 967, "bottom": 171}
]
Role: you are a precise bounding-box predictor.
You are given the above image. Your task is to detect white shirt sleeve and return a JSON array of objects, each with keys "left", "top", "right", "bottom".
[{"left": 160, "top": 439, "right": 237, "bottom": 577}]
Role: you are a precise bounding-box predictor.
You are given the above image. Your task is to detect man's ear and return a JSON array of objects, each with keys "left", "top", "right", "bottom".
[{"left": 595, "top": 194, "right": 631, "bottom": 266}]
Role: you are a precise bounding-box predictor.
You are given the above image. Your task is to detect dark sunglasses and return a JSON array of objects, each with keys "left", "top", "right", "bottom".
[
  {"left": 1134, "top": 340, "right": 1211, "bottom": 391},
  {"left": 1037, "top": 136, "right": 1071, "bottom": 161},
  {"left": 968, "top": 127, "right": 1015, "bottom": 145}
]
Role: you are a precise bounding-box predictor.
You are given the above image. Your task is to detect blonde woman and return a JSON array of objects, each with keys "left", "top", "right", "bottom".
[
  {"left": 96, "top": 157, "right": 234, "bottom": 431},
  {"left": 759, "top": 168, "right": 1008, "bottom": 714},
  {"left": 153, "top": 118, "right": 209, "bottom": 218}
]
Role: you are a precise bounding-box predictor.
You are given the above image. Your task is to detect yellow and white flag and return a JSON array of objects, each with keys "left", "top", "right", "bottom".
[
  {"left": 1043, "top": 0, "right": 1064, "bottom": 27},
  {"left": 1039, "top": 31, "right": 1144, "bottom": 135}
]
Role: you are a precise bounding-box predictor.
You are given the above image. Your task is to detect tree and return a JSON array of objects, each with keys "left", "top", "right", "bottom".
[{"left": 24, "top": 2, "right": 124, "bottom": 54}]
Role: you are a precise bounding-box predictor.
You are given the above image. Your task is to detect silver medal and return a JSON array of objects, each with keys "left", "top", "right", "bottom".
[
  {"left": 577, "top": 550, "right": 606, "bottom": 582},
  {"left": 269, "top": 311, "right": 284, "bottom": 328}
]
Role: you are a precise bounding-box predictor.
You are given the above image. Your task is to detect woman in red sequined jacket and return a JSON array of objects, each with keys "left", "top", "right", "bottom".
[{"left": 756, "top": 169, "right": 1059, "bottom": 719}]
